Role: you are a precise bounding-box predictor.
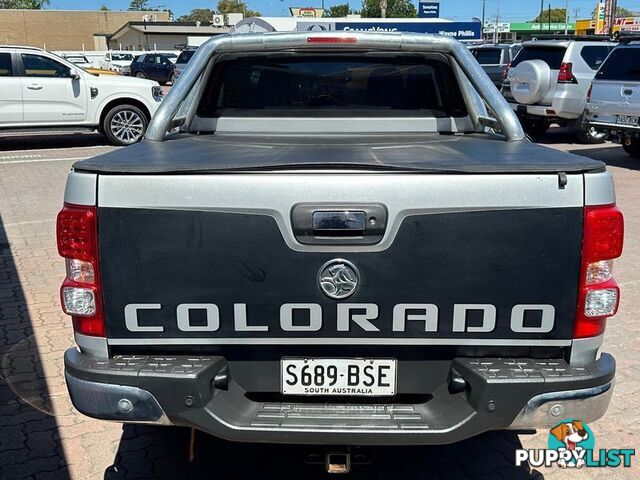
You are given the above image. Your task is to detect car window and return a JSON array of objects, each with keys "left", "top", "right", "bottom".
[
  {"left": 198, "top": 55, "right": 468, "bottom": 119},
  {"left": 135, "top": 55, "right": 144, "bottom": 63},
  {"left": 177, "top": 50, "right": 195, "bottom": 64},
  {"left": 0, "top": 53, "right": 13, "bottom": 76},
  {"left": 580, "top": 45, "right": 614, "bottom": 70},
  {"left": 596, "top": 47, "right": 640, "bottom": 81},
  {"left": 471, "top": 48, "right": 502, "bottom": 65},
  {"left": 511, "top": 46, "right": 567, "bottom": 69},
  {"left": 21, "top": 54, "right": 70, "bottom": 78},
  {"left": 112, "top": 54, "right": 133, "bottom": 61}
]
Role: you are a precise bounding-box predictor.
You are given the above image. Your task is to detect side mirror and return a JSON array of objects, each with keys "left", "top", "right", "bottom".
[{"left": 69, "top": 68, "right": 81, "bottom": 80}]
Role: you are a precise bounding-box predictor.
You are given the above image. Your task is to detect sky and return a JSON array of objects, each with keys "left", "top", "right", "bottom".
[{"left": 45, "top": 0, "right": 640, "bottom": 22}]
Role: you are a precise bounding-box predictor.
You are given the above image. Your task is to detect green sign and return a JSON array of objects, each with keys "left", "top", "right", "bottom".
[{"left": 510, "top": 22, "right": 575, "bottom": 31}]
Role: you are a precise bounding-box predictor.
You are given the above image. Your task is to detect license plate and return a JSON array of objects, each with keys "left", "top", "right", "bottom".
[
  {"left": 281, "top": 358, "right": 396, "bottom": 396},
  {"left": 616, "top": 115, "right": 639, "bottom": 126}
]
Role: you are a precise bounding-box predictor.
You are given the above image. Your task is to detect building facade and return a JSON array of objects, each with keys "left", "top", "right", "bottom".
[{"left": 0, "top": 9, "right": 170, "bottom": 51}]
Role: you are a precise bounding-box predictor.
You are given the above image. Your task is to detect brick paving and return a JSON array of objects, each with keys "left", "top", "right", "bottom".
[{"left": 0, "top": 129, "right": 638, "bottom": 479}]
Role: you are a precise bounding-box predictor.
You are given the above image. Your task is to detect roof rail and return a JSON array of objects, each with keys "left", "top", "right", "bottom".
[
  {"left": 0, "top": 45, "right": 45, "bottom": 51},
  {"left": 616, "top": 32, "right": 640, "bottom": 43},
  {"left": 531, "top": 34, "right": 614, "bottom": 42}
]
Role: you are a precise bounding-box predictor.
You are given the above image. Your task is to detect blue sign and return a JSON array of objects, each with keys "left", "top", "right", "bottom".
[
  {"left": 333, "top": 22, "right": 481, "bottom": 40},
  {"left": 419, "top": 1, "right": 440, "bottom": 19}
]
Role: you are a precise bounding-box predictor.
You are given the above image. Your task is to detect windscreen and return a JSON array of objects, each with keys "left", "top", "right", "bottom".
[
  {"left": 197, "top": 55, "right": 468, "bottom": 118},
  {"left": 511, "top": 46, "right": 566, "bottom": 69},
  {"left": 595, "top": 48, "right": 640, "bottom": 81},
  {"left": 471, "top": 48, "right": 502, "bottom": 64}
]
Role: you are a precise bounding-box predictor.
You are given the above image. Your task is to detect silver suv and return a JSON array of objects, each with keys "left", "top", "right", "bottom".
[
  {"left": 502, "top": 37, "right": 616, "bottom": 142},
  {"left": 586, "top": 39, "right": 640, "bottom": 158}
]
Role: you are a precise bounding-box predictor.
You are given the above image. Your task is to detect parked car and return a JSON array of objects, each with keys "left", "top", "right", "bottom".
[
  {"left": 468, "top": 43, "right": 521, "bottom": 88},
  {"left": 129, "top": 53, "right": 177, "bottom": 85},
  {"left": 586, "top": 37, "right": 640, "bottom": 157},
  {"left": 100, "top": 52, "right": 135, "bottom": 75},
  {"left": 61, "top": 53, "right": 93, "bottom": 69},
  {"left": 174, "top": 47, "right": 197, "bottom": 77},
  {"left": 0, "top": 45, "right": 163, "bottom": 145},
  {"left": 502, "top": 37, "right": 616, "bottom": 142},
  {"left": 60, "top": 32, "right": 620, "bottom": 463}
]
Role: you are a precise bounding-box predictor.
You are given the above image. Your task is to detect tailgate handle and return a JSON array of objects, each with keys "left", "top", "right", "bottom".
[{"left": 291, "top": 204, "right": 387, "bottom": 245}]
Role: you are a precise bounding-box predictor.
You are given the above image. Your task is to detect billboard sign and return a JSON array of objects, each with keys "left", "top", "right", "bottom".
[
  {"left": 419, "top": 1, "right": 440, "bottom": 19},
  {"left": 327, "top": 21, "right": 481, "bottom": 40}
]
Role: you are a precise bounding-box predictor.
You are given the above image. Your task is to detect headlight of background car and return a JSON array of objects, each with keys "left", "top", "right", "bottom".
[{"left": 152, "top": 86, "right": 164, "bottom": 101}]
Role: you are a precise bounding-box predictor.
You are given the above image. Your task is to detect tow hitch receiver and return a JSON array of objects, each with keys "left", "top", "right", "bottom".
[{"left": 326, "top": 449, "right": 351, "bottom": 474}]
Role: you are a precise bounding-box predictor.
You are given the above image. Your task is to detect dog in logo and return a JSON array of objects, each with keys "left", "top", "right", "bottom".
[{"left": 550, "top": 420, "right": 589, "bottom": 468}]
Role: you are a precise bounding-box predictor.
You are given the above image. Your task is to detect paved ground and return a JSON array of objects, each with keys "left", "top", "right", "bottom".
[{"left": 0, "top": 128, "right": 638, "bottom": 479}]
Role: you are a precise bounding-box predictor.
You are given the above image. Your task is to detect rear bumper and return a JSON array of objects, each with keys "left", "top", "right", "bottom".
[
  {"left": 508, "top": 102, "right": 581, "bottom": 120},
  {"left": 64, "top": 348, "right": 615, "bottom": 445}
]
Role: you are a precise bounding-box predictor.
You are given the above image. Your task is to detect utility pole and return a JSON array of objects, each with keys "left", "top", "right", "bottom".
[
  {"left": 380, "top": 0, "right": 387, "bottom": 18},
  {"left": 565, "top": 0, "right": 569, "bottom": 35},
  {"left": 540, "top": 0, "right": 544, "bottom": 25},
  {"left": 482, "top": 0, "right": 486, "bottom": 40},
  {"left": 494, "top": 0, "right": 501, "bottom": 43},
  {"left": 548, "top": 3, "right": 551, "bottom": 31}
]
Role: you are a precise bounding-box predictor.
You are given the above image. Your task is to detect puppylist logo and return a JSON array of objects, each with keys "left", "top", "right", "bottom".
[{"left": 515, "top": 419, "right": 635, "bottom": 468}]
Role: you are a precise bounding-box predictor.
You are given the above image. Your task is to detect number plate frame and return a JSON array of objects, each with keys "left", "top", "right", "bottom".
[
  {"left": 281, "top": 358, "right": 397, "bottom": 396},
  {"left": 616, "top": 115, "right": 639, "bottom": 126}
]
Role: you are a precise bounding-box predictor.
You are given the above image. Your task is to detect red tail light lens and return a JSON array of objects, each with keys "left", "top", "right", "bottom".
[
  {"left": 558, "top": 62, "right": 577, "bottom": 84},
  {"left": 574, "top": 205, "right": 624, "bottom": 338},
  {"left": 307, "top": 37, "right": 357, "bottom": 44},
  {"left": 56, "top": 203, "right": 105, "bottom": 337},
  {"left": 503, "top": 63, "right": 510, "bottom": 80}
]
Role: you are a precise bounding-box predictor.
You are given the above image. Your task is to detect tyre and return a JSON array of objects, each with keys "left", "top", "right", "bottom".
[
  {"left": 521, "top": 118, "right": 551, "bottom": 137},
  {"left": 102, "top": 104, "right": 148, "bottom": 146},
  {"left": 622, "top": 136, "right": 640, "bottom": 158},
  {"left": 575, "top": 114, "right": 607, "bottom": 144},
  {"left": 135, "top": 71, "right": 146, "bottom": 79}
]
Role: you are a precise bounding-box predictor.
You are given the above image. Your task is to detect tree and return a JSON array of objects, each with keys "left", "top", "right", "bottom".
[
  {"left": 216, "top": 0, "right": 260, "bottom": 17},
  {"left": 128, "top": 0, "right": 150, "bottom": 11},
  {"left": 177, "top": 8, "right": 215, "bottom": 23},
  {"left": 360, "top": 0, "right": 416, "bottom": 18},
  {"left": 325, "top": 4, "right": 352, "bottom": 17},
  {"left": 591, "top": 5, "right": 634, "bottom": 19},
  {"left": 0, "top": 0, "right": 49, "bottom": 8},
  {"left": 100, "top": 5, "right": 110, "bottom": 10},
  {"left": 531, "top": 8, "right": 567, "bottom": 23}
]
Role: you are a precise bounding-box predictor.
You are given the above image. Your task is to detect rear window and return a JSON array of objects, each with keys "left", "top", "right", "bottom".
[
  {"left": 580, "top": 45, "right": 614, "bottom": 70},
  {"left": 471, "top": 48, "right": 502, "bottom": 65},
  {"left": 511, "top": 46, "right": 567, "bottom": 69},
  {"left": 177, "top": 50, "right": 195, "bottom": 64},
  {"left": 595, "top": 48, "right": 640, "bottom": 81},
  {"left": 198, "top": 55, "right": 468, "bottom": 118}
]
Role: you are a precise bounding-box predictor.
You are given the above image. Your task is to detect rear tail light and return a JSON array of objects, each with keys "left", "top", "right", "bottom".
[
  {"left": 574, "top": 205, "right": 624, "bottom": 338},
  {"left": 558, "top": 62, "right": 578, "bottom": 84},
  {"left": 503, "top": 63, "right": 511, "bottom": 80},
  {"left": 57, "top": 203, "right": 105, "bottom": 337}
]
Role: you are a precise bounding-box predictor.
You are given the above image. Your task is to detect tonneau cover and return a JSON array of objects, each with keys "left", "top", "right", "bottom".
[{"left": 74, "top": 133, "right": 604, "bottom": 174}]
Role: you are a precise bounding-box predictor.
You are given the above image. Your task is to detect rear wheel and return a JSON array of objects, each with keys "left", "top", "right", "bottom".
[
  {"left": 103, "top": 104, "right": 148, "bottom": 146},
  {"left": 575, "top": 114, "right": 607, "bottom": 144},
  {"left": 521, "top": 118, "right": 551, "bottom": 137},
  {"left": 622, "top": 136, "right": 640, "bottom": 158},
  {"left": 135, "top": 71, "right": 146, "bottom": 79}
]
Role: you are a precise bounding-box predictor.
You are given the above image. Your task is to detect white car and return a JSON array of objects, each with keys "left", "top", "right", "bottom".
[
  {"left": 61, "top": 53, "right": 93, "bottom": 69},
  {"left": 502, "top": 38, "right": 616, "bottom": 142},
  {"left": 99, "top": 52, "right": 135, "bottom": 75},
  {"left": 0, "top": 46, "right": 163, "bottom": 145}
]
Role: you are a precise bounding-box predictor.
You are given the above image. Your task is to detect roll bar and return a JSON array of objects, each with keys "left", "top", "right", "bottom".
[{"left": 146, "top": 31, "right": 525, "bottom": 142}]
